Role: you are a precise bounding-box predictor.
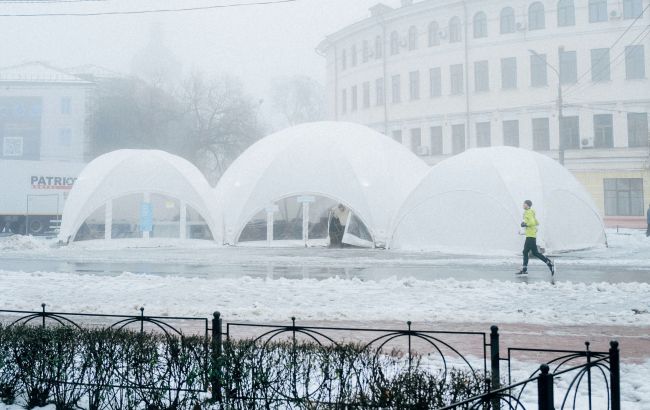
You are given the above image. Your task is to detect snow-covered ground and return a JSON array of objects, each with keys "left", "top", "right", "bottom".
[
  {"left": 0, "top": 228, "right": 649, "bottom": 407},
  {"left": 1, "top": 229, "right": 649, "bottom": 325}
]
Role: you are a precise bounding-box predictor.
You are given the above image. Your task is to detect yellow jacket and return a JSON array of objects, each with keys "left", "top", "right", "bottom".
[{"left": 523, "top": 208, "right": 538, "bottom": 238}]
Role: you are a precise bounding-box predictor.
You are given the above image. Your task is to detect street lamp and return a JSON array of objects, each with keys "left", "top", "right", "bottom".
[{"left": 529, "top": 48, "right": 565, "bottom": 165}]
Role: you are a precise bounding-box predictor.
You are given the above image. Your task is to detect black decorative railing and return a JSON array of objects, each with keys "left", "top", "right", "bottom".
[
  {"left": 0, "top": 305, "right": 210, "bottom": 409},
  {"left": 0, "top": 306, "right": 621, "bottom": 409}
]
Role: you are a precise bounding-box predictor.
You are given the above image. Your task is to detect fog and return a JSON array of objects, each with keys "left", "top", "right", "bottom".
[{"left": 0, "top": 0, "right": 383, "bottom": 102}]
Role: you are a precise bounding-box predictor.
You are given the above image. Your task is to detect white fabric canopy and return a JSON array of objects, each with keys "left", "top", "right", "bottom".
[
  {"left": 214, "top": 121, "right": 429, "bottom": 246},
  {"left": 389, "top": 147, "right": 607, "bottom": 254},
  {"left": 58, "top": 150, "right": 220, "bottom": 242}
]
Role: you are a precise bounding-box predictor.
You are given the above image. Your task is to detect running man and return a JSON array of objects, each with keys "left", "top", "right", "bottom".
[{"left": 517, "top": 200, "right": 555, "bottom": 276}]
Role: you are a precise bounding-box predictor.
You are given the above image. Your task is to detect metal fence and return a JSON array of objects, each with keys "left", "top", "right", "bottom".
[{"left": 0, "top": 306, "right": 621, "bottom": 409}]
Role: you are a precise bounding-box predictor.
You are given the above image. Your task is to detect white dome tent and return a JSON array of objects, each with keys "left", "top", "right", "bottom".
[
  {"left": 58, "top": 150, "right": 221, "bottom": 243},
  {"left": 389, "top": 147, "right": 607, "bottom": 254},
  {"left": 214, "top": 121, "right": 429, "bottom": 247}
]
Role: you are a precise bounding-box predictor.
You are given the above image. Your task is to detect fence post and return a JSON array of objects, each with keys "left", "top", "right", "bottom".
[
  {"left": 537, "top": 364, "right": 554, "bottom": 410},
  {"left": 490, "top": 325, "right": 501, "bottom": 409},
  {"left": 211, "top": 311, "right": 223, "bottom": 402},
  {"left": 609, "top": 340, "right": 620, "bottom": 410}
]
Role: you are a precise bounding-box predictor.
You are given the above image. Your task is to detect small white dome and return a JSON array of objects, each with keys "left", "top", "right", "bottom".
[{"left": 59, "top": 149, "right": 220, "bottom": 242}]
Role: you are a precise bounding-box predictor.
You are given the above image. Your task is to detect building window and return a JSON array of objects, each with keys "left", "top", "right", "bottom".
[
  {"left": 503, "top": 120, "right": 520, "bottom": 147},
  {"left": 476, "top": 122, "right": 491, "bottom": 147},
  {"left": 430, "top": 126, "right": 443, "bottom": 154},
  {"left": 375, "top": 35, "right": 383, "bottom": 59},
  {"left": 341, "top": 49, "right": 347, "bottom": 70},
  {"left": 408, "top": 26, "right": 418, "bottom": 50},
  {"left": 560, "top": 49, "right": 577, "bottom": 84},
  {"left": 390, "top": 31, "right": 400, "bottom": 55},
  {"left": 351, "top": 85, "right": 358, "bottom": 111},
  {"left": 473, "top": 12, "right": 488, "bottom": 38},
  {"left": 560, "top": 116, "right": 580, "bottom": 149},
  {"left": 452, "top": 124, "right": 466, "bottom": 154},
  {"left": 474, "top": 61, "right": 489, "bottom": 92},
  {"left": 532, "top": 118, "right": 550, "bottom": 151},
  {"left": 589, "top": 0, "right": 608, "bottom": 22},
  {"left": 529, "top": 2, "right": 546, "bottom": 30},
  {"left": 557, "top": 0, "right": 575, "bottom": 27},
  {"left": 392, "top": 75, "right": 401, "bottom": 104},
  {"left": 410, "top": 128, "right": 422, "bottom": 152},
  {"left": 392, "top": 130, "right": 403, "bottom": 144},
  {"left": 430, "top": 67, "right": 442, "bottom": 97},
  {"left": 60, "top": 97, "right": 71, "bottom": 115},
  {"left": 362, "top": 40, "right": 369, "bottom": 63},
  {"left": 594, "top": 114, "right": 613, "bottom": 148},
  {"left": 501, "top": 57, "right": 517, "bottom": 89},
  {"left": 591, "top": 48, "right": 611, "bottom": 82},
  {"left": 341, "top": 89, "right": 347, "bottom": 114},
  {"left": 531, "top": 53, "right": 548, "bottom": 86},
  {"left": 362, "top": 82, "right": 370, "bottom": 109},
  {"left": 376, "top": 78, "right": 385, "bottom": 106},
  {"left": 58, "top": 128, "right": 72, "bottom": 146},
  {"left": 428, "top": 21, "right": 439, "bottom": 46},
  {"left": 409, "top": 71, "right": 420, "bottom": 101},
  {"left": 500, "top": 7, "right": 516, "bottom": 34},
  {"left": 450, "top": 64, "right": 464, "bottom": 95},
  {"left": 626, "top": 45, "right": 646, "bottom": 80},
  {"left": 623, "top": 0, "right": 644, "bottom": 19},
  {"left": 604, "top": 178, "right": 644, "bottom": 216},
  {"left": 351, "top": 45, "right": 358, "bottom": 67},
  {"left": 2, "top": 136, "right": 23, "bottom": 157},
  {"left": 449, "top": 17, "right": 462, "bottom": 43},
  {"left": 628, "top": 112, "right": 649, "bottom": 147}
]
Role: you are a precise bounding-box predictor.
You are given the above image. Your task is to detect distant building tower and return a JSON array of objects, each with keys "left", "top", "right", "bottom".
[
  {"left": 317, "top": 0, "right": 650, "bottom": 228},
  {"left": 131, "top": 22, "right": 182, "bottom": 86}
]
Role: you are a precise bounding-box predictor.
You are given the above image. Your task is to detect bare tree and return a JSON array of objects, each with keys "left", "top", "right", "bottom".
[
  {"left": 271, "top": 75, "right": 324, "bottom": 126},
  {"left": 181, "top": 72, "right": 265, "bottom": 184},
  {"left": 88, "top": 76, "right": 185, "bottom": 159}
]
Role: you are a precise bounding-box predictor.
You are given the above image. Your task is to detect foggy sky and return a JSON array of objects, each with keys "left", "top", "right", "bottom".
[{"left": 0, "top": 0, "right": 389, "bottom": 97}]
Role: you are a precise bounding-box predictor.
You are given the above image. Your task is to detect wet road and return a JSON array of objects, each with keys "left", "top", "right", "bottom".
[{"left": 1, "top": 249, "right": 649, "bottom": 284}]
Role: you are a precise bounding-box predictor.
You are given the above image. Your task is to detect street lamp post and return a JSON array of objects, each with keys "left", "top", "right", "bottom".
[{"left": 529, "top": 48, "right": 565, "bottom": 165}]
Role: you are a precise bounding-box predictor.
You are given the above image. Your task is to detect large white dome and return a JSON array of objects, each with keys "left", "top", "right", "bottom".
[
  {"left": 390, "top": 147, "right": 607, "bottom": 254},
  {"left": 214, "top": 121, "right": 429, "bottom": 246}
]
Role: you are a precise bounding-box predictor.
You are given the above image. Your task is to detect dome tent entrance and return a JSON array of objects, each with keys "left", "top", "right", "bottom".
[
  {"left": 214, "top": 121, "right": 429, "bottom": 247},
  {"left": 58, "top": 150, "right": 220, "bottom": 243},
  {"left": 236, "top": 194, "right": 374, "bottom": 248},
  {"left": 389, "top": 147, "right": 607, "bottom": 254}
]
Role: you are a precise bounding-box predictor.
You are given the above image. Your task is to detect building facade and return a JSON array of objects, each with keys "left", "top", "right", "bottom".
[
  {"left": 0, "top": 62, "right": 93, "bottom": 163},
  {"left": 318, "top": 0, "right": 650, "bottom": 227}
]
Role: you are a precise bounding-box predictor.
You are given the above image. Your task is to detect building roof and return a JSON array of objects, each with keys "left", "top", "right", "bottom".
[{"left": 0, "top": 61, "right": 94, "bottom": 85}]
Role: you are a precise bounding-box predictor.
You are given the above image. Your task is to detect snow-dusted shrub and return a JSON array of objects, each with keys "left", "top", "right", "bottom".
[{"left": 220, "top": 338, "right": 486, "bottom": 408}]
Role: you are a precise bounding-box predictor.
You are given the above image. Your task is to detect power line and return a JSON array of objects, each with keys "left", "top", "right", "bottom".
[
  {"left": 568, "top": 102, "right": 649, "bottom": 115},
  {"left": 562, "top": 24, "right": 650, "bottom": 98},
  {"left": 561, "top": 2, "right": 650, "bottom": 95},
  {"left": 0, "top": 0, "right": 106, "bottom": 3},
  {"left": 0, "top": 0, "right": 297, "bottom": 16}
]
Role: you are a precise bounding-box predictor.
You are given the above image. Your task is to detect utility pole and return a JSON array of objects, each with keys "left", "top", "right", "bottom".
[
  {"left": 529, "top": 48, "right": 565, "bottom": 165},
  {"left": 557, "top": 78, "right": 564, "bottom": 165}
]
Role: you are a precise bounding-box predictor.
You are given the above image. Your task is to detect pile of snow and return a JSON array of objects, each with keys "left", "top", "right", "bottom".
[
  {"left": 0, "top": 235, "right": 54, "bottom": 251},
  {"left": 2, "top": 271, "right": 649, "bottom": 326}
]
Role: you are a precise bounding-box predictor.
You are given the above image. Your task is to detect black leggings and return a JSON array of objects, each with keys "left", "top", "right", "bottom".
[{"left": 523, "top": 237, "right": 550, "bottom": 267}]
